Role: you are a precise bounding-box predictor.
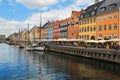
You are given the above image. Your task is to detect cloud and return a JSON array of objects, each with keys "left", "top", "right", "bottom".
[
  {"left": 0, "top": 0, "right": 97, "bottom": 36},
  {"left": 61, "top": 0, "right": 66, "bottom": 2},
  {"left": 27, "top": 0, "right": 95, "bottom": 26},
  {"left": 75, "top": 0, "right": 94, "bottom": 6},
  {"left": 0, "top": 0, "right": 2, "bottom": 5},
  {"left": 16, "top": 0, "right": 58, "bottom": 10},
  {"left": 0, "top": 18, "right": 28, "bottom": 36}
]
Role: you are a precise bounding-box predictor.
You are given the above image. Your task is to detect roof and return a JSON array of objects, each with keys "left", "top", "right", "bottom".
[
  {"left": 97, "top": 0, "right": 120, "bottom": 15},
  {"left": 30, "top": 26, "right": 40, "bottom": 32},
  {"left": 80, "top": 0, "right": 105, "bottom": 19},
  {"left": 72, "top": 10, "right": 84, "bottom": 19}
]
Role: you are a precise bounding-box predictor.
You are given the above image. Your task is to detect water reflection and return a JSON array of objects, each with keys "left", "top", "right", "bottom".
[
  {"left": 46, "top": 52, "right": 120, "bottom": 80},
  {"left": 0, "top": 43, "right": 120, "bottom": 80}
]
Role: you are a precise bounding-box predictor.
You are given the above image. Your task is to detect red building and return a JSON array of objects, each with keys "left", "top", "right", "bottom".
[
  {"left": 53, "top": 21, "right": 60, "bottom": 39},
  {"left": 68, "top": 10, "right": 83, "bottom": 39}
]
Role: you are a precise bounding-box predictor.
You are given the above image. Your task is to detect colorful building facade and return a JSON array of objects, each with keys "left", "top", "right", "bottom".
[
  {"left": 96, "top": 0, "right": 120, "bottom": 40},
  {"left": 79, "top": 1, "right": 104, "bottom": 40},
  {"left": 29, "top": 26, "right": 40, "bottom": 42},
  {"left": 8, "top": 0, "right": 120, "bottom": 45},
  {"left": 68, "top": 11, "right": 83, "bottom": 39},
  {"left": 53, "top": 21, "right": 60, "bottom": 39},
  {"left": 21, "top": 29, "right": 28, "bottom": 42},
  {"left": 42, "top": 22, "right": 49, "bottom": 39},
  {"left": 59, "top": 18, "right": 69, "bottom": 39},
  {"left": 48, "top": 22, "right": 54, "bottom": 40}
]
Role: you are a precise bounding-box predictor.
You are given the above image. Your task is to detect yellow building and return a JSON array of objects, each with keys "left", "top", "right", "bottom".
[
  {"left": 21, "top": 29, "right": 28, "bottom": 42},
  {"left": 41, "top": 28, "right": 44, "bottom": 40},
  {"left": 79, "top": 1, "right": 104, "bottom": 40},
  {"left": 96, "top": 0, "right": 120, "bottom": 40},
  {"left": 29, "top": 26, "right": 40, "bottom": 42}
]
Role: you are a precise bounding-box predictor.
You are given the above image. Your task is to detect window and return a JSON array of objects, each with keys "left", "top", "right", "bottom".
[
  {"left": 113, "top": 34, "right": 117, "bottom": 39},
  {"left": 104, "top": 16, "right": 106, "bottom": 20},
  {"left": 109, "top": 4, "right": 117, "bottom": 11},
  {"left": 93, "top": 26, "right": 96, "bottom": 31},
  {"left": 84, "top": 19, "right": 86, "bottom": 24},
  {"left": 108, "top": 15, "right": 112, "bottom": 20},
  {"left": 87, "top": 26, "right": 89, "bottom": 32},
  {"left": 98, "top": 25, "right": 102, "bottom": 31},
  {"left": 100, "top": 7, "right": 106, "bottom": 13},
  {"left": 114, "top": 23, "right": 117, "bottom": 30},
  {"left": 108, "top": 34, "right": 112, "bottom": 39},
  {"left": 82, "top": 28, "right": 84, "bottom": 32},
  {"left": 98, "top": 17, "right": 102, "bottom": 22},
  {"left": 108, "top": 24, "right": 112, "bottom": 30},
  {"left": 82, "top": 20, "right": 84, "bottom": 25},
  {"left": 104, "top": 25, "right": 107, "bottom": 31},
  {"left": 84, "top": 28, "right": 86, "bottom": 32},
  {"left": 87, "top": 18, "right": 89, "bottom": 24},
  {"left": 81, "top": 15, "right": 83, "bottom": 18},
  {"left": 103, "top": 35, "right": 106, "bottom": 39},
  {"left": 90, "top": 26, "right": 92, "bottom": 32},
  {"left": 98, "top": 34, "right": 102, "bottom": 39},
  {"left": 92, "top": 11, "right": 95, "bottom": 16},
  {"left": 87, "top": 35, "right": 89, "bottom": 40},
  {"left": 90, "top": 18, "right": 92, "bottom": 23},
  {"left": 114, "top": 13, "right": 118, "bottom": 19}
]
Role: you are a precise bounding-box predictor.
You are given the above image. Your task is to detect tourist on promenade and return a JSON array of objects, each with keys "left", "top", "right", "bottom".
[
  {"left": 114, "top": 44, "right": 119, "bottom": 50},
  {"left": 106, "top": 45, "right": 110, "bottom": 51}
]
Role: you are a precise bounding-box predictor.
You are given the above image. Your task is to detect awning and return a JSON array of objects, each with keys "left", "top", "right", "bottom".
[
  {"left": 84, "top": 40, "right": 97, "bottom": 43},
  {"left": 107, "top": 39, "right": 120, "bottom": 42}
]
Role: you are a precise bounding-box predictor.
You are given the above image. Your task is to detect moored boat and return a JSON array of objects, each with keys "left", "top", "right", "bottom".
[
  {"left": 25, "top": 46, "right": 34, "bottom": 51},
  {"left": 26, "top": 43, "right": 45, "bottom": 51},
  {"left": 33, "top": 46, "right": 45, "bottom": 51}
]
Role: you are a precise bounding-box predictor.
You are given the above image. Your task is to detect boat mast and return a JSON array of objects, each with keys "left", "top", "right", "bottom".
[
  {"left": 19, "top": 27, "right": 21, "bottom": 45},
  {"left": 39, "top": 11, "right": 42, "bottom": 41},
  {"left": 27, "top": 20, "right": 29, "bottom": 45},
  {"left": 19, "top": 27, "right": 20, "bottom": 45}
]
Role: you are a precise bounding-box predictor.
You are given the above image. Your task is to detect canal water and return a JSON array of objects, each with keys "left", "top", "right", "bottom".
[{"left": 0, "top": 43, "right": 120, "bottom": 80}]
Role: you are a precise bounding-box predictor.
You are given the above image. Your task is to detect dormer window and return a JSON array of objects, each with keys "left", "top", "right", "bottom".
[
  {"left": 81, "top": 15, "right": 83, "bottom": 19},
  {"left": 89, "top": 9, "right": 92, "bottom": 11},
  {"left": 92, "top": 11, "right": 95, "bottom": 16},
  {"left": 109, "top": 4, "right": 117, "bottom": 11},
  {"left": 100, "top": 7, "right": 106, "bottom": 13},
  {"left": 94, "top": 7, "right": 97, "bottom": 10}
]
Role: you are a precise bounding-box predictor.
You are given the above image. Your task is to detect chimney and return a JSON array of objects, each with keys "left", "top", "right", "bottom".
[{"left": 95, "top": 0, "right": 99, "bottom": 3}]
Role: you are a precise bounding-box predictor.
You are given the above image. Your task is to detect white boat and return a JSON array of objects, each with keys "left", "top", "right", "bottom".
[
  {"left": 26, "top": 12, "right": 45, "bottom": 51},
  {"left": 25, "top": 44, "right": 45, "bottom": 51},
  {"left": 25, "top": 46, "right": 34, "bottom": 51},
  {"left": 33, "top": 50, "right": 45, "bottom": 55},
  {"left": 33, "top": 46, "right": 45, "bottom": 51}
]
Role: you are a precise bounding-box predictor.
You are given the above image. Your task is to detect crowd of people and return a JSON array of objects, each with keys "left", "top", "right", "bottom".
[{"left": 46, "top": 41, "right": 120, "bottom": 51}]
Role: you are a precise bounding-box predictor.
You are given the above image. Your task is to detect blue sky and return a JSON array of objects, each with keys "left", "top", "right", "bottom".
[
  {"left": 0, "top": 0, "right": 95, "bottom": 36},
  {"left": 0, "top": 0, "right": 42, "bottom": 21},
  {"left": 0, "top": 0, "right": 74, "bottom": 21}
]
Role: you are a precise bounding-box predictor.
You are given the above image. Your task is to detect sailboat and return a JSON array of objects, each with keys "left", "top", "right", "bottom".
[
  {"left": 26, "top": 13, "right": 45, "bottom": 51},
  {"left": 33, "top": 11, "right": 45, "bottom": 51},
  {"left": 25, "top": 20, "right": 34, "bottom": 51},
  {"left": 18, "top": 28, "right": 24, "bottom": 48}
]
